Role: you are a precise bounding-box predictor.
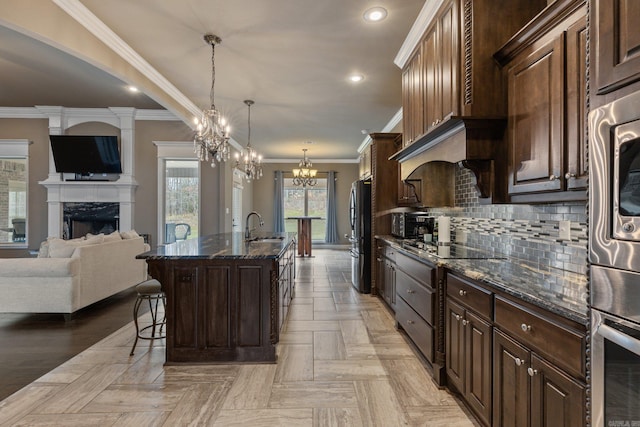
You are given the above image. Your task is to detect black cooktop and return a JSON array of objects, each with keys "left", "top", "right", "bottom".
[{"left": 401, "top": 241, "right": 506, "bottom": 259}]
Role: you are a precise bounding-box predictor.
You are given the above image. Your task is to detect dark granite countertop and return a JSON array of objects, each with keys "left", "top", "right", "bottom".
[
  {"left": 376, "top": 235, "right": 588, "bottom": 325},
  {"left": 137, "top": 232, "right": 295, "bottom": 260}
]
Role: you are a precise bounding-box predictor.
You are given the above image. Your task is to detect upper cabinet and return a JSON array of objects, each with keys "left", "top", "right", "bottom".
[
  {"left": 495, "top": 0, "right": 587, "bottom": 203},
  {"left": 591, "top": 0, "right": 640, "bottom": 108},
  {"left": 397, "top": 0, "right": 546, "bottom": 203},
  {"left": 358, "top": 144, "right": 371, "bottom": 180},
  {"left": 401, "top": 0, "right": 545, "bottom": 148}
]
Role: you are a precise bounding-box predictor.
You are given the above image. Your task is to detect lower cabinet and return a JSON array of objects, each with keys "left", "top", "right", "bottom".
[
  {"left": 492, "top": 296, "right": 586, "bottom": 427},
  {"left": 278, "top": 242, "right": 295, "bottom": 331},
  {"left": 493, "top": 329, "right": 586, "bottom": 427},
  {"left": 445, "top": 272, "right": 587, "bottom": 427},
  {"left": 395, "top": 250, "right": 436, "bottom": 364},
  {"left": 446, "top": 275, "right": 493, "bottom": 426},
  {"left": 376, "top": 241, "right": 396, "bottom": 311}
]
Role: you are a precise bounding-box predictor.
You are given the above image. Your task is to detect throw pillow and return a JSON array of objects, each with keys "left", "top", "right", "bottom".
[
  {"left": 104, "top": 231, "right": 122, "bottom": 242},
  {"left": 120, "top": 230, "right": 140, "bottom": 239},
  {"left": 48, "top": 235, "right": 104, "bottom": 258},
  {"left": 37, "top": 240, "right": 50, "bottom": 258},
  {"left": 48, "top": 238, "right": 78, "bottom": 258}
]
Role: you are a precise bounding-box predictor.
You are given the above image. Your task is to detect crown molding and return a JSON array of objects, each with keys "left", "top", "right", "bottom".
[
  {"left": 52, "top": 0, "right": 201, "bottom": 122},
  {"left": 357, "top": 107, "right": 403, "bottom": 154},
  {"left": 0, "top": 106, "right": 182, "bottom": 122},
  {"left": 0, "top": 107, "right": 47, "bottom": 119},
  {"left": 394, "top": 0, "right": 444, "bottom": 69}
]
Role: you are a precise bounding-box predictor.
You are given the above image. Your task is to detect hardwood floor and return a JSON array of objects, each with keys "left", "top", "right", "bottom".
[
  {"left": 0, "top": 287, "right": 145, "bottom": 402},
  {"left": 0, "top": 249, "right": 479, "bottom": 426}
]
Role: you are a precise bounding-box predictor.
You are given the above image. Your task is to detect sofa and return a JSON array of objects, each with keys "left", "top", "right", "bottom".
[{"left": 0, "top": 231, "right": 149, "bottom": 319}]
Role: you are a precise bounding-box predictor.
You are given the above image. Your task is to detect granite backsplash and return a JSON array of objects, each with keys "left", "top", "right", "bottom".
[{"left": 418, "top": 166, "right": 588, "bottom": 276}]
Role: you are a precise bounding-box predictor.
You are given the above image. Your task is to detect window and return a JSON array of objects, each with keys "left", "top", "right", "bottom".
[
  {"left": 283, "top": 177, "right": 327, "bottom": 241},
  {"left": 164, "top": 159, "right": 199, "bottom": 243},
  {"left": 0, "top": 140, "right": 29, "bottom": 246}
]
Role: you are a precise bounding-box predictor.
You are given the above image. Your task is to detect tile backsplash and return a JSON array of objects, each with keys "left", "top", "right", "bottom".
[{"left": 422, "top": 166, "right": 588, "bottom": 275}]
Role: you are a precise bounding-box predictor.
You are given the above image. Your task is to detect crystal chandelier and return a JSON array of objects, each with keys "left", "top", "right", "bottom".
[
  {"left": 194, "top": 34, "right": 230, "bottom": 167},
  {"left": 235, "top": 100, "right": 263, "bottom": 180},
  {"left": 292, "top": 148, "right": 317, "bottom": 187}
]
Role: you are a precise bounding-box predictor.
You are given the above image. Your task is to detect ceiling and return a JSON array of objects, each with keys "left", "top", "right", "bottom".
[{"left": 0, "top": 0, "right": 425, "bottom": 161}]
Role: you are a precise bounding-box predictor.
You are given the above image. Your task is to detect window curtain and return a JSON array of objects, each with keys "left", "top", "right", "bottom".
[
  {"left": 274, "top": 170, "right": 285, "bottom": 232},
  {"left": 325, "top": 171, "right": 339, "bottom": 243}
]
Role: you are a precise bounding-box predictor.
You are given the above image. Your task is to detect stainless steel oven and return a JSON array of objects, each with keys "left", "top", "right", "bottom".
[
  {"left": 590, "top": 90, "right": 640, "bottom": 270},
  {"left": 591, "top": 308, "right": 640, "bottom": 426},
  {"left": 590, "top": 90, "right": 640, "bottom": 426}
]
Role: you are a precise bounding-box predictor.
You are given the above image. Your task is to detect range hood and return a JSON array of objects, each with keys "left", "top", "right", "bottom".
[{"left": 391, "top": 117, "right": 507, "bottom": 203}]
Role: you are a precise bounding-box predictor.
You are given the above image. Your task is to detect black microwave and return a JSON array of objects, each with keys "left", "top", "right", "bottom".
[{"left": 391, "top": 213, "right": 434, "bottom": 239}]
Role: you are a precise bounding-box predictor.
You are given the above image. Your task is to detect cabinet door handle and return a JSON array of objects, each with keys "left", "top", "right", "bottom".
[
  {"left": 458, "top": 289, "right": 467, "bottom": 297},
  {"left": 407, "top": 289, "right": 415, "bottom": 294},
  {"left": 376, "top": 258, "right": 382, "bottom": 262},
  {"left": 527, "top": 367, "right": 538, "bottom": 377},
  {"left": 462, "top": 319, "right": 468, "bottom": 326},
  {"left": 521, "top": 323, "right": 532, "bottom": 332},
  {"left": 407, "top": 320, "right": 415, "bottom": 325},
  {"left": 515, "top": 358, "right": 523, "bottom": 366},
  {"left": 455, "top": 314, "right": 461, "bottom": 321},
  {"left": 549, "top": 174, "right": 560, "bottom": 181},
  {"left": 565, "top": 172, "right": 576, "bottom": 179}
]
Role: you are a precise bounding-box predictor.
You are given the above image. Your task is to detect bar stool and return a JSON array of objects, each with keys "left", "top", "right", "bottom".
[{"left": 130, "top": 279, "right": 166, "bottom": 356}]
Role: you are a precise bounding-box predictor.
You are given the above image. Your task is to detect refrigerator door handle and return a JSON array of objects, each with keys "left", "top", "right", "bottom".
[{"left": 349, "top": 249, "right": 358, "bottom": 258}]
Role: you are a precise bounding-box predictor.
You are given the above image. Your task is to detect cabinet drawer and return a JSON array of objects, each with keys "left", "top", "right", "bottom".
[
  {"left": 396, "top": 269, "right": 434, "bottom": 324},
  {"left": 396, "top": 251, "right": 434, "bottom": 288},
  {"left": 494, "top": 296, "right": 585, "bottom": 378},
  {"left": 396, "top": 296, "right": 434, "bottom": 362},
  {"left": 447, "top": 274, "right": 492, "bottom": 320}
]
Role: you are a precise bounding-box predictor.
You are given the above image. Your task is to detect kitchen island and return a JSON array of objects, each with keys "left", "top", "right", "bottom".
[{"left": 137, "top": 232, "right": 296, "bottom": 364}]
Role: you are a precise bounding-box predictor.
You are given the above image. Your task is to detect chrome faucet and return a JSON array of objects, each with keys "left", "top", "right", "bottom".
[{"left": 245, "top": 211, "right": 264, "bottom": 239}]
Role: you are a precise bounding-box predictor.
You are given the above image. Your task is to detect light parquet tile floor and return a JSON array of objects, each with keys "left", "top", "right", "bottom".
[{"left": 0, "top": 249, "right": 480, "bottom": 426}]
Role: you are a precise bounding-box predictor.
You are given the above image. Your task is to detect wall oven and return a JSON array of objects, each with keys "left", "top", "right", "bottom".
[{"left": 590, "top": 90, "right": 640, "bottom": 426}]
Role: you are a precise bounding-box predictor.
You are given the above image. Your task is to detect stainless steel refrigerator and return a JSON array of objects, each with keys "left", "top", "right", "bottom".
[{"left": 349, "top": 179, "right": 371, "bottom": 293}]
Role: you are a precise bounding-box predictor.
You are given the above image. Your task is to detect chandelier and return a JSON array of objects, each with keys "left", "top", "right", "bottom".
[
  {"left": 194, "top": 34, "right": 230, "bottom": 167},
  {"left": 235, "top": 99, "right": 263, "bottom": 180},
  {"left": 292, "top": 148, "right": 317, "bottom": 187}
]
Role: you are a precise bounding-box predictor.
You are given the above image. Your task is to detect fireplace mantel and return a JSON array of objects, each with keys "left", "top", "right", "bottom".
[
  {"left": 40, "top": 178, "right": 137, "bottom": 238},
  {"left": 37, "top": 106, "right": 140, "bottom": 239}
]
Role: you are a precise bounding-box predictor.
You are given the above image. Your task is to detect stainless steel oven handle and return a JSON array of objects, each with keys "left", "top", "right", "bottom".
[{"left": 598, "top": 323, "right": 640, "bottom": 356}]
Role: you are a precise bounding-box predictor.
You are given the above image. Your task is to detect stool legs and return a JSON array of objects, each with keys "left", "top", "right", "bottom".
[{"left": 130, "top": 292, "right": 166, "bottom": 356}]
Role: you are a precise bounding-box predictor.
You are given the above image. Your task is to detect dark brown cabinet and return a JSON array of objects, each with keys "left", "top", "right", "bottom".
[
  {"left": 278, "top": 242, "right": 295, "bottom": 331},
  {"left": 395, "top": 250, "right": 436, "bottom": 364},
  {"left": 493, "top": 330, "right": 586, "bottom": 427},
  {"left": 496, "top": 1, "right": 587, "bottom": 202},
  {"left": 591, "top": 0, "right": 640, "bottom": 98},
  {"left": 369, "top": 133, "right": 403, "bottom": 295},
  {"left": 402, "top": 45, "right": 424, "bottom": 148},
  {"left": 425, "top": 0, "right": 458, "bottom": 130},
  {"left": 401, "top": 0, "right": 546, "bottom": 147},
  {"left": 492, "top": 296, "right": 586, "bottom": 427},
  {"left": 446, "top": 274, "right": 493, "bottom": 426},
  {"left": 493, "top": 329, "right": 531, "bottom": 427},
  {"left": 376, "top": 241, "right": 396, "bottom": 311},
  {"left": 145, "top": 241, "right": 295, "bottom": 364}
]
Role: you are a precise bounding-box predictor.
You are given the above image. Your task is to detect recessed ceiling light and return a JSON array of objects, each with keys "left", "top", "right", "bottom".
[
  {"left": 349, "top": 74, "right": 364, "bottom": 83},
  {"left": 127, "top": 85, "right": 139, "bottom": 93},
  {"left": 363, "top": 7, "right": 388, "bottom": 22}
]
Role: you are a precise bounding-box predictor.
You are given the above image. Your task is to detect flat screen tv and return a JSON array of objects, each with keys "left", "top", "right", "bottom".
[{"left": 50, "top": 135, "right": 122, "bottom": 174}]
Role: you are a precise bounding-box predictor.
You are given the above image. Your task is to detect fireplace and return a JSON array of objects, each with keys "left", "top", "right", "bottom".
[{"left": 63, "top": 202, "right": 119, "bottom": 239}]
